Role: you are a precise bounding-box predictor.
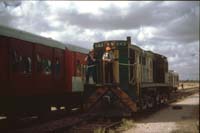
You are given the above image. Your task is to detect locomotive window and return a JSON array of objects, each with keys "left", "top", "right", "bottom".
[
  {"left": 150, "top": 60, "right": 152, "bottom": 66},
  {"left": 142, "top": 57, "right": 146, "bottom": 65},
  {"left": 139, "top": 56, "right": 142, "bottom": 64}
]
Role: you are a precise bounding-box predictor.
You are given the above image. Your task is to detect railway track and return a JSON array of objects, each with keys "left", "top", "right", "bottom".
[
  {"left": 69, "top": 119, "right": 122, "bottom": 133},
  {"left": 1, "top": 87, "right": 199, "bottom": 133},
  {"left": 0, "top": 108, "right": 82, "bottom": 132},
  {"left": 169, "top": 87, "right": 199, "bottom": 103}
]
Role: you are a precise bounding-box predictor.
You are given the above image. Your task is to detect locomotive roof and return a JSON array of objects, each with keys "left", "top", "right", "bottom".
[
  {"left": 95, "top": 40, "right": 127, "bottom": 43},
  {"left": 130, "top": 44, "right": 143, "bottom": 51},
  {"left": 0, "top": 25, "right": 89, "bottom": 53},
  {"left": 94, "top": 39, "right": 167, "bottom": 59}
]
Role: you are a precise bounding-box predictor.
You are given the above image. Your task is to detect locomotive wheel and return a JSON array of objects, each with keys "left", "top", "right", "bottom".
[
  {"left": 163, "top": 95, "right": 169, "bottom": 104},
  {"left": 140, "top": 99, "right": 147, "bottom": 110},
  {"left": 160, "top": 94, "right": 165, "bottom": 104},
  {"left": 156, "top": 95, "right": 161, "bottom": 105},
  {"left": 147, "top": 98, "right": 154, "bottom": 108}
]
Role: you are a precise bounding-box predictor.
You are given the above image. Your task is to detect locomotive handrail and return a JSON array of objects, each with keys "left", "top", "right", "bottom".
[
  {"left": 119, "top": 62, "right": 137, "bottom": 66},
  {"left": 86, "top": 62, "right": 137, "bottom": 71},
  {"left": 88, "top": 59, "right": 137, "bottom": 67},
  {"left": 86, "top": 65, "right": 96, "bottom": 68}
]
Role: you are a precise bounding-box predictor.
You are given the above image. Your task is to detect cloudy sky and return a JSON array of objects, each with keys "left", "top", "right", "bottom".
[{"left": 0, "top": 1, "right": 199, "bottom": 80}]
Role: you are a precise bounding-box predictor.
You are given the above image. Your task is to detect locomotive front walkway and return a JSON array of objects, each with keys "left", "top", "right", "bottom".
[{"left": 124, "top": 92, "right": 199, "bottom": 133}]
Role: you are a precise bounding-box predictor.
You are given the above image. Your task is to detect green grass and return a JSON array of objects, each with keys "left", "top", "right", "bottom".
[
  {"left": 116, "top": 118, "right": 136, "bottom": 132},
  {"left": 94, "top": 119, "right": 136, "bottom": 133},
  {"left": 94, "top": 127, "right": 105, "bottom": 133}
]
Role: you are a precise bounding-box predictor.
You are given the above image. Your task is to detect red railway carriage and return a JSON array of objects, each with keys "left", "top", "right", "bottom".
[
  {"left": 0, "top": 25, "right": 88, "bottom": 115},
  {"left": 66, "top": 45, "right": 88, "bottom": 92}
]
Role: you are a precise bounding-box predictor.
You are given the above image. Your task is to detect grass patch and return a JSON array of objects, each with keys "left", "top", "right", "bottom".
[
  {"left": 94, "top": 119, "right": 136, "bottom": 133},
  {"left": 116, "top": 118, "right": 136, "bottom": 132},
  {"left": 94, "top": 127, "right": 106, "bottom": 133}
]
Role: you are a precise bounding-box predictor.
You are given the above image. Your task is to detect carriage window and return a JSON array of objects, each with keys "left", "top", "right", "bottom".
[
  {"left": 76, "top": 60, "right": 81, "bottom": 76},
  {"left": 55, "top": 58, "right": 60, "bottom": 77},
  {"left": 81, "top": 64, "right": 87, "bottom": 81},
  {"left": 36, "top": 54, "right": 52, "bottom": 75},
  {"left": 43, "top": 59, "right": 52, "bottom": 75},
  {"left": 11, "top": 50, "right": 32, "bottom": 74},
  {"left": 36, "top": 54, "right": 42, "bottom": 73},
  {"left": 12, "top": 50, "right": 19, "bottom": 72},
  {"left": 22, "top": 56, "right": 32, "bottom": 74}
]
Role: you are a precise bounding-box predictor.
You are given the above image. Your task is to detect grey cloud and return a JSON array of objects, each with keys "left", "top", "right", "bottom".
[
  {"left": 2, "top": 1, "right": 21, "bottom": 8},
  {"left": 154, "top": 8, "right": 199, "bottom": 43},
  {"left": 55, "top": 1, "right": 198, "bottom": 30},
  {"left": 55, "top": 1, "right": 198, "bottom": 44},
  {"left": 138, "top": 38, "right": 199, "bottom": 80},
  {"left": 0, "top": 1, "right": 19, "bottom": 26},
  {"left": 0, "top": 1, "right": 199, "bottom": 80},
  {"left": 55, "top": 2, "right": 166, "bottom": 30},
  {"left": 0, "top": 1, "right": 61, "bottom": 33},
  {"left": 15, "top": 2, "right": 54, "bottom": 33},
  {"left": 0, "top": 9, "right": 16, "bottom": 26}
]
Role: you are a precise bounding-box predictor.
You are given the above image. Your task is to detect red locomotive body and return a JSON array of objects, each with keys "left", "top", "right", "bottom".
[{"left": 0, "top": 25, "right": 88, "bottom": 115}]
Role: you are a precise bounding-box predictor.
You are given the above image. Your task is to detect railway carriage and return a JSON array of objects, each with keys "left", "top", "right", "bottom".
[{"left": 0, "top": 25, "right": 88, "bottom": 116}]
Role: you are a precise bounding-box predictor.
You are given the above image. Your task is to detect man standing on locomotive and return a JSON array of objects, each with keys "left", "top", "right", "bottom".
[
  {"left": 102, "top": 46, "right": 114, "bottom": 84},
  {"left": 85, "top": 49, "right": 96, "bottom": 84}
]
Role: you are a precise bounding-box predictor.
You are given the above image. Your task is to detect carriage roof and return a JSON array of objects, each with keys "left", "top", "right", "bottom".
[{"left": 0, "top": 25, "right": 89, "bottom": 53}]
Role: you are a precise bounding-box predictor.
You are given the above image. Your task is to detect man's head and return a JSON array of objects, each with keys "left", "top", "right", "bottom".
[
  {"left": 89, "top": 49, "right": 94, "bottom": 55},
  {"left": 106, "top": 46, "right": 111, "bottom": 51}
]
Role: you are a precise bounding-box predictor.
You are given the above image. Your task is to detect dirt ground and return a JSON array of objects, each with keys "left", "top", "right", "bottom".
[
  {"left": 178, "top": 82, "right": 199, "bottom": 90},
  {"left": 124, "top": 92, "right": 199, "bottom": 133}
]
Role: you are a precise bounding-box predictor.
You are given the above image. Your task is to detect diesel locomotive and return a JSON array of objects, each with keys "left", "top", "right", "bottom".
[{"left": 83, "top": 37, "right": 179, "bottom": 113}]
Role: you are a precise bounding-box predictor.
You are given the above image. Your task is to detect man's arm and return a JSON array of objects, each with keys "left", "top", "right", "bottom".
[
  {"left": 102, "top": 53, "right": 112, "bottom": 62},
  {"left": 91, "top": 56, "right": 96, "bottom": 62},
  {"left": 84, "top": 55, "right": 88, "bottom": 62}
]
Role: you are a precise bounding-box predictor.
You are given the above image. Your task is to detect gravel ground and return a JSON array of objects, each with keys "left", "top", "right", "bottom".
[{"left": 124, "top": 92, "right": 199, "bottom": 133}]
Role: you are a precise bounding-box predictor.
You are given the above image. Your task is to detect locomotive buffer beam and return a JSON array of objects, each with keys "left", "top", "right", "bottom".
[
  {"left": 84, "top": 87, "right": 109, "bottom": 112},
  {"left": 111, "top": 87, "right": 137, "bottom": 112},
  {"left": 84, "top": 86, "right": 137, "bottom": 114}
]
